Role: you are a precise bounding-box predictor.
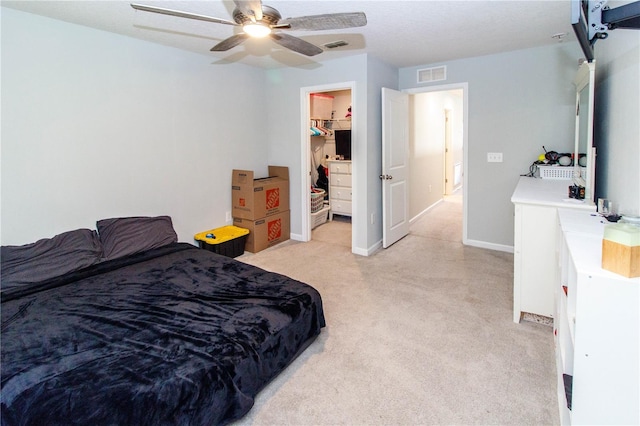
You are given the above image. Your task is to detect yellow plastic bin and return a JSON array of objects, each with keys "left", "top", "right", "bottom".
[{"left": 194, "top": 226, "right": 250, "bottom": 258}]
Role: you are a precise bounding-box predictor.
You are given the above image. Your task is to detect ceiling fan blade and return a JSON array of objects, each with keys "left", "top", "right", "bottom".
[
  {"left": 269, "top": 33, "right": 322, "bottom": 56},
  {"left": 131, "top": 3, "right": 238, "bottom": 26},
  {"left": 278, "top": 12, "right": 367, "bottom": 31},
  {"left": 210, "top": 34, "right": 249, "bottom": 52},
  {"left": 233, "top": 0, "right": 263, "bottom": 22}
]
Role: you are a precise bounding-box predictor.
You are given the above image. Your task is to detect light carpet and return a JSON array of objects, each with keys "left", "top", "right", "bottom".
[{"left": 233, "top": 193, "right": 559, "bottom": 425}]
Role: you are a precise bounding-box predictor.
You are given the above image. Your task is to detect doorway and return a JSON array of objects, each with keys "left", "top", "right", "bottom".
[
  {"left": 405, "top": 83, "right": 467, "bottom": 242},
  {"left": 300, "top": 82, "right": 356, "bottom": 249}
]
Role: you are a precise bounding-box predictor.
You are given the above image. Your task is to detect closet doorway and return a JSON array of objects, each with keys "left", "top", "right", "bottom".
[{"left": 300, "top": 82, "right": 355, "bottom": 249}]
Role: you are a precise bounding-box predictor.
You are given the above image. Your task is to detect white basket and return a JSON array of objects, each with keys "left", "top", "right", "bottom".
[
  {"left": 311, "top": 205, "right": 330, "bottom": 229},
  {"left": 538, "top": 165, "right": 575, "bottom": 180},
  {"left": 311, "top": 189, "right": 325, "bottom": 213}
]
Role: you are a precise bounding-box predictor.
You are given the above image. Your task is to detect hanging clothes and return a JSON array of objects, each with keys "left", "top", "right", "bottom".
[
  {"left": 316, "top": 164, "right": 328, "bottom": 195},
  {"left": 310, "top": 120, "right": 331, "bottom": 137}
]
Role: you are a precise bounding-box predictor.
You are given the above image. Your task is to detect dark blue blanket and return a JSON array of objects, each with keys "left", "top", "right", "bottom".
[{"left": 1, "top": 243, "right": 325, "bottom": 425}]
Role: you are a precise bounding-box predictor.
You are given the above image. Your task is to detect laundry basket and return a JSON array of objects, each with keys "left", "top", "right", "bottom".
[
  {"left": 311, "top": 204, "right": 330, "bottom": 229},
  {"left": 311, "top": 189, "right": 326, "bottom": 213}
]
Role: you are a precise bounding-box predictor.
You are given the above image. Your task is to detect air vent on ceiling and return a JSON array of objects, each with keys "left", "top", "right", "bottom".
[
  {"left": 323, "top": 40, "right": 349, "bottom": 49},
  {"left": 417, "top": 66, "right": 447, "bottom": 83}
]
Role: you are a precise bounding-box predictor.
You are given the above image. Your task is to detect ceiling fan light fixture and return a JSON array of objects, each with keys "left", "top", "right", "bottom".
[
  {"left": 131, "top": 2, "right": 367, "bottom": 56},
  {"left": 243, "top": 23, "right": 271, "bottom": 38}
]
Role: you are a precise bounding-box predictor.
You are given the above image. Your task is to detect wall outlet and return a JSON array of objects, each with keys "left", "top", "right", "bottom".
[
  {"left": 371, "top": 213, "right": 375, "bottom": 224},
  {"left": 487, "top": 152, "right": 503, "bottom": 163},
  {"left": 226, "top": 211, "right": 232, "bottom": 222}
]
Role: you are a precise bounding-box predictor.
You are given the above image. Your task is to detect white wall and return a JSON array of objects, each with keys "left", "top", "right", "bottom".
[
  {"left": 399, "top": 43, "right": 582, "bottom": 249},
  {"left": 1, "top": 8, "right": 267, "bottom": 245},
  {"left": 594, "top": 23, "right": 640, "bottom": 216}
]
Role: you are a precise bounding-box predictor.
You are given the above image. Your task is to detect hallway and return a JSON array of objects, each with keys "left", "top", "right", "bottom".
[{"left": 411, "top": 190, "right": 463, "bottom": 243}]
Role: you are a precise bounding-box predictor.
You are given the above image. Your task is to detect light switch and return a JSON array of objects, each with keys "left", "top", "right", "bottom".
[{"left": 487, "top": 152, "right": 503, "bottom": 163}]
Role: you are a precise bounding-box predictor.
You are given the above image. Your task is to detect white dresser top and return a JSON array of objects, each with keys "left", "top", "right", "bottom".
[
  {"left": 558, "top": 208, "right": 639, "bottom": 282},
  {"left": 511, "top": 176, "right": 595, "bottom": 210},
  {"left": 558, "top": 208, "right": 607, "bottom": 235}
]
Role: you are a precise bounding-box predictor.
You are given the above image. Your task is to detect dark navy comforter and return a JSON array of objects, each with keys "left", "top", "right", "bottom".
[{"left": 1, "top": 243, "right": 325, "bottom": 425}]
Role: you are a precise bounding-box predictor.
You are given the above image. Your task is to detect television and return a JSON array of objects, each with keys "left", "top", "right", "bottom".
[{"left": 334, "top": 130, "right": 351, "bottom": 160}]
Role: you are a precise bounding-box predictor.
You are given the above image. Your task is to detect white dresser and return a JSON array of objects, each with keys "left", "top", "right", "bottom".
[
  {"left": 555, "top": 208, "right": 639, "bottom": 425},
  {"left": 511, "top": 177, "right": 595, "bottom": 322},
  {"left": 327, "top": 160, "right": 352, "bottom": 220}
]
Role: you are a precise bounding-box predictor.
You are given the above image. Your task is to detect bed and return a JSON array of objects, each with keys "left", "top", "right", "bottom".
[{"left": 1, "top": 216, "right": 325, "bottom": 425}]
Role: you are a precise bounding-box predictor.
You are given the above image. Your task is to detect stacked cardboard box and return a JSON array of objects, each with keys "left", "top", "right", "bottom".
[{"left": 232, "top": 166, "right": 290, "bottom": 253}]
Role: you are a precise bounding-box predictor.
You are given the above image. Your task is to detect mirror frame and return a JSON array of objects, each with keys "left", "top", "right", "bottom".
[{"left": 573, "top": 60, "right": 596, "bottom": 203}]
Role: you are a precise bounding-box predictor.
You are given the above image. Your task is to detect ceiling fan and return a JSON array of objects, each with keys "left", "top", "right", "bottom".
[{"left": 130, "top": 0, "right": 367, "bottom": 56}]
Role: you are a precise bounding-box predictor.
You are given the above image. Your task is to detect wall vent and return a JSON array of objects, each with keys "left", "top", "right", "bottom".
[
  {"left": 417, "top": 66, "right": 447, "bottom": 83},
  {"left": 323, "top": 40, "right": 349, "bottom": 49}
]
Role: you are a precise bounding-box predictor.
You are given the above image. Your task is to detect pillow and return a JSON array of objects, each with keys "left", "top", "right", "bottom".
[
  {"left": 97, "top": 216, "right": 177, "bottom": 260},
  {"left": 1, "top": 228, "right": 103, "bottom": 289}
]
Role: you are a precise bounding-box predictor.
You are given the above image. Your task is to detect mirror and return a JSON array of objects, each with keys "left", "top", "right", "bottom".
[{"left": 573, "top": 61, "right": 596, "bottom": 203}]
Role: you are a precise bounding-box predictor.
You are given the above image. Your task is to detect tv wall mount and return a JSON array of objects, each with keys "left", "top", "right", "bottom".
[{"left": 572, "top": 0, "right": 640, "bottom": 61}]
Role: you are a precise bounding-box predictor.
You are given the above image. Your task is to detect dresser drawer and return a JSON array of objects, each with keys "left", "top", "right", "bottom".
[
  {"left": 331, "top": 200, "right": 352, "bottom": 215},
  {"left": 330, "top": 186, "right": 352, "bottom": 201},
  {"left": 330, "top": 173, "right": 352, "bottom": 188},
  {"left": 329, "top": 162, "right": 351, "bottom": 174}
]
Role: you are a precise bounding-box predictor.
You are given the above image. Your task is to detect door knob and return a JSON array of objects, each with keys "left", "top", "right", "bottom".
[{"left": 379, "top": 174, "right": 393, "bottom": 180}]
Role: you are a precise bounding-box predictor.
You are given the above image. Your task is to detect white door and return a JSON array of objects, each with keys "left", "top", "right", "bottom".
[{"left": 381, "top": 88, "right": 410, "bottom": 248}]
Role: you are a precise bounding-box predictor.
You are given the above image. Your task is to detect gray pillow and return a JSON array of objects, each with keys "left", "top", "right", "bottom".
[
  {"left": 1, "top": 228, "right": 103, "bottom": 289},
  {"left": 97, "top": 216, "right": 178, "bottom": 261}
]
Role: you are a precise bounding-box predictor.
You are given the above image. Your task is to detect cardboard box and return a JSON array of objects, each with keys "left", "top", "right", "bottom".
[
  {"left": 602, "top": 223, "right": 640, "bottom": 278},
  {"left": 232, "top": 166, "right": 289, "bottom": 220},
  {"left": 233, "top": 210, "right": 290, "bottom": 253}
]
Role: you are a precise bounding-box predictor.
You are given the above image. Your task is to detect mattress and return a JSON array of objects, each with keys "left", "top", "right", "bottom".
[{"left": 1, "top": 243, "right": 325, "bottom": 425}]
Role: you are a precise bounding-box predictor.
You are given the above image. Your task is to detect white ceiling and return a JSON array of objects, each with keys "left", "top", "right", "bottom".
[{"left": 2, "top": 0, "right": 577, "bottom": 69}]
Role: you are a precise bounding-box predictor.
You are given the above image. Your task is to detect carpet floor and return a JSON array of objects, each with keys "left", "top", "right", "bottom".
[{"left": 234, "top": 192, "right": 559, "bottom": 425}]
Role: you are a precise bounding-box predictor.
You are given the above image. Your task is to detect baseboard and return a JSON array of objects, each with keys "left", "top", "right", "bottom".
[
  {"left": 353, "top": 239, "right": 382, "bottom": 256},
  {"left": 410, "top": 199, "right": 444, "bottom": 224},
  {"left": 464, "top": 238, "right": 514, "bottom": 253},
  {"left": 295, "top": 232, "right": 512, "bottom": 255}
]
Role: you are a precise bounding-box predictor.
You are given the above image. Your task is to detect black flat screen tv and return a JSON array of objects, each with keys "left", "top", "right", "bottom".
[{"left": 334, "top": 130, "right": 351, "bottom": 160}]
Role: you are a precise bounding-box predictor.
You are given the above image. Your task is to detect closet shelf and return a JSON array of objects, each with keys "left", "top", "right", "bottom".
[{"left": 310, "top": 118, "right": 351, "bottom": 137}]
